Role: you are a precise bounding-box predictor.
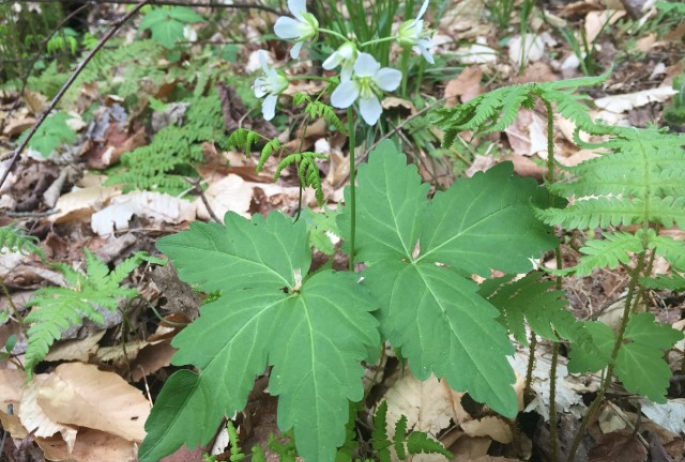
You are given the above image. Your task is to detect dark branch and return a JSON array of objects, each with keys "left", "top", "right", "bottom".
[
  {"left": 2, "top": 0, "right": 284, "bottom": 16},
  {"left": 0, "top": 0, "right": 153, "bottom": 190}
]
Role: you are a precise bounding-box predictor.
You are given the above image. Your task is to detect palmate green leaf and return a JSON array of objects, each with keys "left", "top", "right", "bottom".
[
  {"left": 566, "top": 314, "right": 683, "bottom": 401},
  {"left": 340, "top": 141, "right": 557, "bottom": 417},
  {"left": 365, "top": 260, "right": 518, "bottom": 416},
  {"left": 338, "top": 141, "right": 429, "bottom": 263},
  {"left": 616, "top": 313, "right": 683, "bottom": 402},
  {"left": 141, "top": 213, "right": 379, "bottom": 462},
  {"left": 418, "top": 162, "right": 556, "bottom": 276}
]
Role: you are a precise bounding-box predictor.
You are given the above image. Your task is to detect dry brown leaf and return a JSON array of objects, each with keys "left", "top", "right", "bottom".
[
  {"left": 383, "top": 371, "right": 455, "bottom": 435},
  {"left": 131, "top": 340, "right": 176, "bottom": 382},
  {"left": 501, "top": 155, "right": 546, "bottom": 180},
  {"left": 381, "top": 97, "right": 416, "bottom": 112},
  {"left": 45, "top": 330, "right": 106, "bottom": 363},
  {"left": 19, "top": 373, "right": 78, "bottom": 445},
  {"left": 196, "top": 174, "right": 253, "bottom": 221},
  {"left": 504, "top": 109, "right": 548, "bottom": 157},
  {"left": 584, "top": 10, "right": 625, "bottom": 43},
  {"left": 589, "top": 430, "right": 648, "bottom": 462},
  {"left": 36, "top": 363, "right": 150, "bottom": 442},
  {"left": 448, "top": 435, "right": 491, "bottom": 460},
  {"left": 594, "top": 86, "right": 678, "bottom": 113},
  {"left": 50, "top": 185, "right": 121, "bottom": 225},
  {"left": 0, "top": 370, "right": 26, "bottom": 439},
  {"left": 36, "top": 428, "right": 138, "bottom": 462},
  {"left": 91, "top": 191, "right": 196, "bottom": 236},
  {"left": 444, "top": 67, "right": 483, "bottom": 107}
]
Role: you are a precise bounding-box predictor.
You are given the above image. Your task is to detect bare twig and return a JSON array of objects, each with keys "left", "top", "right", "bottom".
[
  {"left": 0, "top": 0, "right": 152, "bottom": 191},
  {"left": 333, "top": 97, "right": 447, "bottom": 189},
  {"left": 186, "top": 178, "right": 221, "bottom": 223},
  {"left": 4, "top": 0, "right": 285, "bottom": 16}
]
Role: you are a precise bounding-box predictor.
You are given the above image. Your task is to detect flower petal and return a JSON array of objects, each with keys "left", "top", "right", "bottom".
[
  {"left": 262, "top": 94, "right": 278, "bottom": 120},
  {"left": 290, "top": 41, "right": 304, "bottom": 59},
  {"left": 374, "top": 68, "right": 402, "bottom": 92},
  {"left": 322, "top": 51, "right": 342, "bottom": 70},
  {"left": 340, "top": 64, "right": 354, "bottom": 81},
  {"left": 417, "top": 40, "right": 435, "bottom": 64},
  {"left": 254, "top": 77, "right": 268, "bottom": 97},
  {"left": 331, "top": 81, "right": 360, "bottom": 108},
  {"left": 258, "top": 50, "right": 269, "bottom": 73},
  {"left": 359, "top": 95, "right": 383, "bottom": 125},
  {"left": 274, "top": 17, "right": 303, "bottom": 39},
  {"left": 353, "top": 52, "right": 380, "bottom": 77},
  {"left": 288, "top": 0, "right": 306, "bottom": 17},
  {"left": 417, "top": 0, "right": 430, "bottom": 20}
]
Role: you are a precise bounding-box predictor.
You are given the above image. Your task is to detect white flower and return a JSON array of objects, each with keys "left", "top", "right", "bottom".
[
  {"left": 322, "top": 41, "right": 358, "bottom": 81},
  {"left": 274, "top": 0, "right": 319, "bottom": 59},
  {"left": 253, "top": 51, "right": 289, "bottom": 121},
  {"left": 397, "top": 0, "right": 434, "bottom": 64},
  {"left": 330, "top": 53, "right": 402, "bottom": 125}
]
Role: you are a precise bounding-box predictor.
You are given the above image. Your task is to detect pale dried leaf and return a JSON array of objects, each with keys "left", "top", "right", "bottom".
[
  {"left": 444, "top": 67, "right": 483, "bottom": 107},
  {"left": 36, "top": 363, "right": 150, "bottom": 442},
  {"left": 36, "top": 428, "right": 138, "bottom": 462},
  {"left": 45, "top": 330, "right": 106, "bottom": 363},
  {"left": 640, "top": 399, "right": 685, "bottom": 435},
  {"left": 91, "top": 191, "right": 196, "bottom": 236},
  {"left": 50, "top": 186, "right": 121, "bottom": 224},
  {"left": 19, "top": 373, "right": 78, "bottom": 442},
  {"left": 383, "top": 371, "right": 455, "bottom": 434},
  {"left": 594, "top": 87, "right": 678, "bottom": 113},
  {"left": 196, "top": 174, "right": 253, "bottom": 221}
]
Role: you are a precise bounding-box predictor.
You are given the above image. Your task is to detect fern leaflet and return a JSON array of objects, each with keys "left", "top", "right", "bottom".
[
  {"left": 23, "top": 250, "right": 154, "bottom": 374},
  {"left": 0, "top": 226, "right": 45, "bottom": 260}
]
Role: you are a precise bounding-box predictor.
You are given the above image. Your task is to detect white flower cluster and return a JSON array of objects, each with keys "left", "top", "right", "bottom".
[{"left": 253, "top": 0, "right": 435, "bottom": 125}]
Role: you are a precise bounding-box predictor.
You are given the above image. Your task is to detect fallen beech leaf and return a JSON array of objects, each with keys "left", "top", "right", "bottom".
[
  {"left": 36, "top": 428, "right": 138, "bottom": 462},
  {"left": 589, "top": 430, "right": 647, "bottom": 462},
  {"left": 36, "top": 362, "right": 150, "bottom": 442},
  {"left": 91, "top": 191, "right": 196, "bottom": 236},
  {"left": 50, "top": 186, "right": 121, "bottom": 225},
  {"left": 444, "top": 67, "right": 483, "bottom": 107},
  {"left": 196, "top": 174, "right": 253, "bottom": 221},
  {"left": 19, "top": 373, "right": 78, "bottom": 446},
  {"left": 594, "top": 87, "right": 678, "bottom": 113},
  {"left": 45, "top": 330, "right": 106, "bottom": 363},
  {"left": 585, "top": 10, "right": 624, "bottom": 43},
  {"left": 384, "top": 371, "right": 456, "bottom": 435}
]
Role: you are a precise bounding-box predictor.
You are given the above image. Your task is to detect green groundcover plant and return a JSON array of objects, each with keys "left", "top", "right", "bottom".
[{"left": 139, "top": 140, "right": 558, "bottom": 462}]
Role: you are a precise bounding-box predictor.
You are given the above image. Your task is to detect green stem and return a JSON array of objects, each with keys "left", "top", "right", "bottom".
[
  {"left": 543, "top": 98, "right": 561, "bottom": 462},
  {"left": 347, "top": 108, "right": 356, "bottom": 271},
  {"left": 319, "top": 27, "right": 349, "bottom": 42},
  {"left": 523, "top": 331, "right": 537, "bottom": 405},
  {"left": 359, "top": 35, "right": 398, "bottom": 48},
  {"left": 400, "top": 49, "right": 410, "bottom": 96},
  {"left": 565, "top": 251, "right": 647, "bottom": 462}
]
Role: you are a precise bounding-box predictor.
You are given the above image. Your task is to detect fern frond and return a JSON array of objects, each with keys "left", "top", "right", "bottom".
[
  {"left": 274, "top": 152, "right": 327, "bottom": 205},
  {"left": 0, "top": 226, "right": 45, "bottom": 260},
  {"left": 372, "top": 402, "right": 392, "bottom": 462},
  {"left": 23, "top": 250, "right": 149, "bottom": 374},
  {"left": 435, "top": 73, "right": 608, "bottom": 146},
  {"left": 406, "top": 432, "right": 453, "bottom": 458},
  {"left": 650, "top": 235, "right": 685, "bottom": 271},
  {"left": 567, "top": 232, "right": 645, "bottom": 276},
  {"left": 536, "top": 197, "right": 645, "bottom": 229},
  {"left": 479, "top": 272, "right": 585, "bottom": 343},
  {"left": 227, "top": 128, "right": 263, "bottom": 156},
  {"left": 256, "top": 138, "right": 281, "bottom": 173},
  {"left": 294, "top": 93, "right": 346, "bottom": 134},
  {"left": 393, "top": 416, "right": 408, "bottom": 460},
  {"left": 640, "top": 273, "right": 685, "bottom": 291}
]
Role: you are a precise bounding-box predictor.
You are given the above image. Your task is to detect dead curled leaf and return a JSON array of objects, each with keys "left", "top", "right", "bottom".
[{"left": 589, "top": 430, "right": 648, "bottom": 462}]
